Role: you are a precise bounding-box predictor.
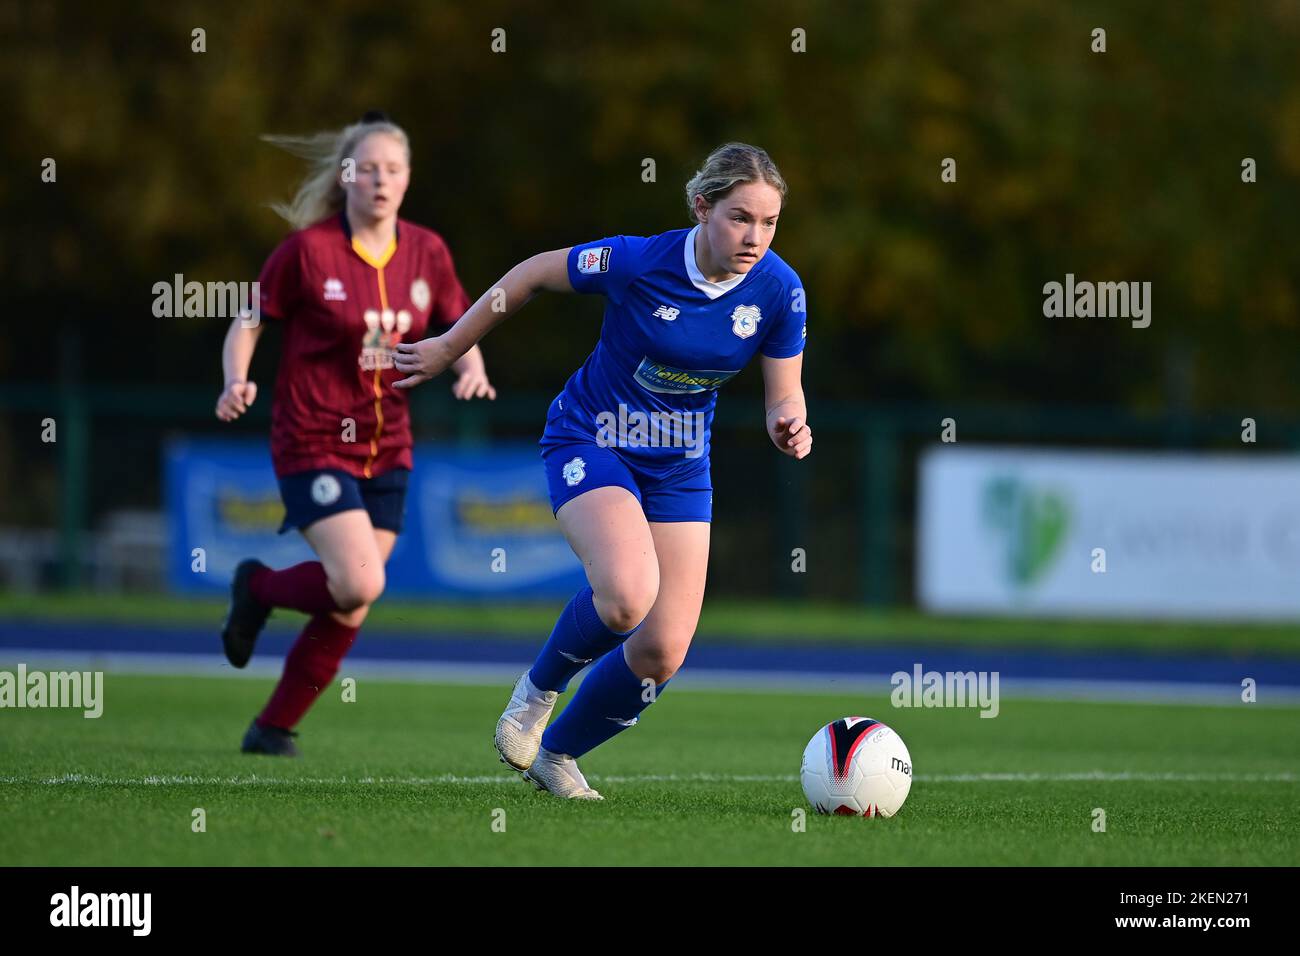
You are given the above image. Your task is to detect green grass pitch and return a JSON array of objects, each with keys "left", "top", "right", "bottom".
[{"left": 1, "top": 673, "right": 1296, "bottom": 866}]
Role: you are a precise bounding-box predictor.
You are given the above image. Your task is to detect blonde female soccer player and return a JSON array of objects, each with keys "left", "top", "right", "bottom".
[
  {"left": 216, "top": 111, "right": 495, "bottom": 756},
  {"left": 395, "top": 142, "right": 810, "bottom": 798}
]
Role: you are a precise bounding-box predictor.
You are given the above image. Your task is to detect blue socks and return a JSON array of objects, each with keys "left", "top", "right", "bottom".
[
  {"left": 528, "top": 586, "right": 668, "bottom": 759},
  {"left": 542, "top": 646, "right": 670, "bottom": 758},
  {"left": 529, "top": 586, "right": 641, "bottom": 693}
]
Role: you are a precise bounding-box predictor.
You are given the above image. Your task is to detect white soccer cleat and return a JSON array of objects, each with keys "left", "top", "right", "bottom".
[
  {"left": 522, "top": 747, "right": 603, "bottom": 800},
  {"left": 494, "top": 672, "right": 558, "bottom": 771}
]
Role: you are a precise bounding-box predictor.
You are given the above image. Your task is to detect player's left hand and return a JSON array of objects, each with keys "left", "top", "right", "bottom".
[
  {"left": 771, "top": 416, "right": 812, "bottom": 459},
  {"left": 452, "top": 368, "right": 497, "bottom": 400}
]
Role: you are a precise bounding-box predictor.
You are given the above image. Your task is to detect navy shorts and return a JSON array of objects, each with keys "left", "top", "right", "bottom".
[
  {"left": 278, "top": 467, "right": 410, "bottom": 534},
  {"left": 541, "top": 441, "right": 713, "bottom": 523}
]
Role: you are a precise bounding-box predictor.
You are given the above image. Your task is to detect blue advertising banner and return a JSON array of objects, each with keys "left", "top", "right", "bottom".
[{"left": 165, "top": 440, "right": 585, "bottom": 598}]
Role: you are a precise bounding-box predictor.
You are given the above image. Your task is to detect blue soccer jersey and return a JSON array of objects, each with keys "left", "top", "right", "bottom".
[{"left": 545, "top": 225, "right": 806, "bottom": 469}]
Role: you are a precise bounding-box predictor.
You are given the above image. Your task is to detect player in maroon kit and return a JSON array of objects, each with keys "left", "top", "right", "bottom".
[{"left": 215, "top": 111, "right": 494, "bottom": 755}]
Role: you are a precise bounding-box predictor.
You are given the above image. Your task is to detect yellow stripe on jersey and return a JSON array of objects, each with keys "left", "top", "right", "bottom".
[
  {"left": 351, "top": 235, "right": 397, "bottom": 270},
  {"left": 362, "top": 265, "right": 390, "bottom": 479}
]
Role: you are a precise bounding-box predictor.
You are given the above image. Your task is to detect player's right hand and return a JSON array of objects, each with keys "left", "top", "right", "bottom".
[
  {"left": 393, "top": 335, "right": 454, "bottom": 389},
  {"left": 216, "top": 380, "right": 258, "bottom": 421}
]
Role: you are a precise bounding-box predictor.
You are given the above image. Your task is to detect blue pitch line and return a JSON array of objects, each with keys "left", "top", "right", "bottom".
[
  {"left": 1, "top": 621, "right": 1299, "bottom": 688},
  {"left": 3, "top": 650, "right": 1298, "bottom": 707}
]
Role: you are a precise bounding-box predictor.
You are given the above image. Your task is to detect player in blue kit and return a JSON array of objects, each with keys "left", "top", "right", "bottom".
[{"left": 394, "top": 143, "right": 811, "bottom": 798}]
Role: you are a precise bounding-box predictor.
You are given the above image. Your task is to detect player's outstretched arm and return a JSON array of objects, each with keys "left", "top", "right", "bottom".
[
  {"left": 761, "top": 353, "right": 812, "bottom": 460},
  {"left": 393, "top": 248, "right": 573, "bottom": 389},
  {"left": 215, "top": 315, "right": 267, "bottom": 421}
]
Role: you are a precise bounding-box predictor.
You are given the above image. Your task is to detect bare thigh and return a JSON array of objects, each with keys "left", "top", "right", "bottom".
[
  {"left": 555, "top": 486, "right": 660, "bottom": 633},
  {"left": 623, "top": 521, "right": 710, "bottom": 684},
  {"left": 301, "top": 510, "right": 394, "bottom": 626}
]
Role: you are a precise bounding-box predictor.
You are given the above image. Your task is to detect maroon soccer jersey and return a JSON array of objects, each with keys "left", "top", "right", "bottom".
[{"left": 256, "top": 213, "right": 470, "bottom": 478}]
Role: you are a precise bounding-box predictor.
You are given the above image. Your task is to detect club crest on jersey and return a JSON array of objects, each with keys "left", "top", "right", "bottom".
[
  {"left": 730, "top": 304, "right": 762, "bottom": 339},
  {"left": 577, "top": 246, "right": 611, "bottom": 274},
  {"left": 410, "top": 277, "right": 431, "bottom": 312},
  {"left": 653, "top": 305, "right": 680, "bottom": 321},
  {"left": 562, "top": 456, "right": 586, "bottom": 487},
  {"left": 323, "top": 278, "right": 347, "bottom": 301},
  {"left": 359, "top": 308, "right": 413, "bottom": 370}
]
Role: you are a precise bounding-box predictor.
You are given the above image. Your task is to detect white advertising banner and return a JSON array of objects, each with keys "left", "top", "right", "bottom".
[{"left": 917, "top": 445, "right": 1300, "bottom": 620}]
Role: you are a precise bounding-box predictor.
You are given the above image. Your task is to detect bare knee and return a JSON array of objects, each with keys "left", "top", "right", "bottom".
[
  {"left": 625, "top": 641, "right": 688, "bottom": 684},
  {"left": 330, "top": 603, "right": 371, "bottom": 628},
  {"left": 594, "top": 574, "right": 659, "bottom": 633},
  {"left": 330, "top": 566, "right": 385, "bottom": 612}
]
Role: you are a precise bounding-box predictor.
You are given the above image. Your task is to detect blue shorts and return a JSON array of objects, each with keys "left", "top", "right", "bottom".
[
  {"left": 541, "top": 441, "right": 712, "bottom": 523},
  {"left": 278, "top": 467, "right": 410, "bottom": 534}
]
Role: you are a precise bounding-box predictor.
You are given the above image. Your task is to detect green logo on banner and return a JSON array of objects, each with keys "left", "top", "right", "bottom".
[{"left": 982, "top": 477, "right": 1070, "bottom": 587}]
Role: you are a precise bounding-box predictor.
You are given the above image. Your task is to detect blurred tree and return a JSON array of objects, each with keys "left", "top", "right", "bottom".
[
  {"left": 5, "top": 0, "right": 1299, "bottom": 404},
  {"left": 2, "top": 0, "right": 1298, "bottom": 515}
]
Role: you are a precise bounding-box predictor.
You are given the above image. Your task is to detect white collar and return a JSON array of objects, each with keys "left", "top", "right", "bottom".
[{"left": 684, "top": 224, "right": 748, "bottom": 300}]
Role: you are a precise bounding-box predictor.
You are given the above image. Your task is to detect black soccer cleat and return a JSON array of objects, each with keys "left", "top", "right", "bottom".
[
  {"left": 221, "top": 558, "right": 272, "bottom": 668},
  {"left": 241, "top": 719, "right": 301, "bottom": 757}
]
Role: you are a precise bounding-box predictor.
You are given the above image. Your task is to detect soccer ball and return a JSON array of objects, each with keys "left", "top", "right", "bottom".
[{"left": 800, "top": 717, "right": 912, "bottom": 818}]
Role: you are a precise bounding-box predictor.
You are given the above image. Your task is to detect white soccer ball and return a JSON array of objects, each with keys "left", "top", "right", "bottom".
[{"left": 800, "top": 716, "right": 913, "bottom": 818}]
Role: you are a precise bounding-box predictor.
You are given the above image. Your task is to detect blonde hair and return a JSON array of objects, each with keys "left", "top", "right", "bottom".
[
  {"left": 262, "top": 116, "right": 410, "bottom": 229},
  {"left": 684, "top": 142, "right": 787, "bottom": 223}
]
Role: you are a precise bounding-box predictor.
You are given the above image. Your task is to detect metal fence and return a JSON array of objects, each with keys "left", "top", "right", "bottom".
[{"left": 2, "top": 382, "right": 1293, "bottom": 603}]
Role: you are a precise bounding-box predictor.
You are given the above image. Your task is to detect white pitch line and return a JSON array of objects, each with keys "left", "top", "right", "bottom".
[{"left": 0, "top": 771, "right": 1294, "bottom": 787}]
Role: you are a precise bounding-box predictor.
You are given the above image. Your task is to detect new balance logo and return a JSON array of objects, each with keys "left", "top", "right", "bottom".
[{"left": 652, "top": 305, "right": 680, "bottom": 321}]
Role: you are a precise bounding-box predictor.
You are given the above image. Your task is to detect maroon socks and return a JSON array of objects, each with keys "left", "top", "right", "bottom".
[
  {"left": 258, "top": 613, "right": 359, "bottom": 730},
  {"left": 249, "top": 561, "right": 340, "bottom": 615}
]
